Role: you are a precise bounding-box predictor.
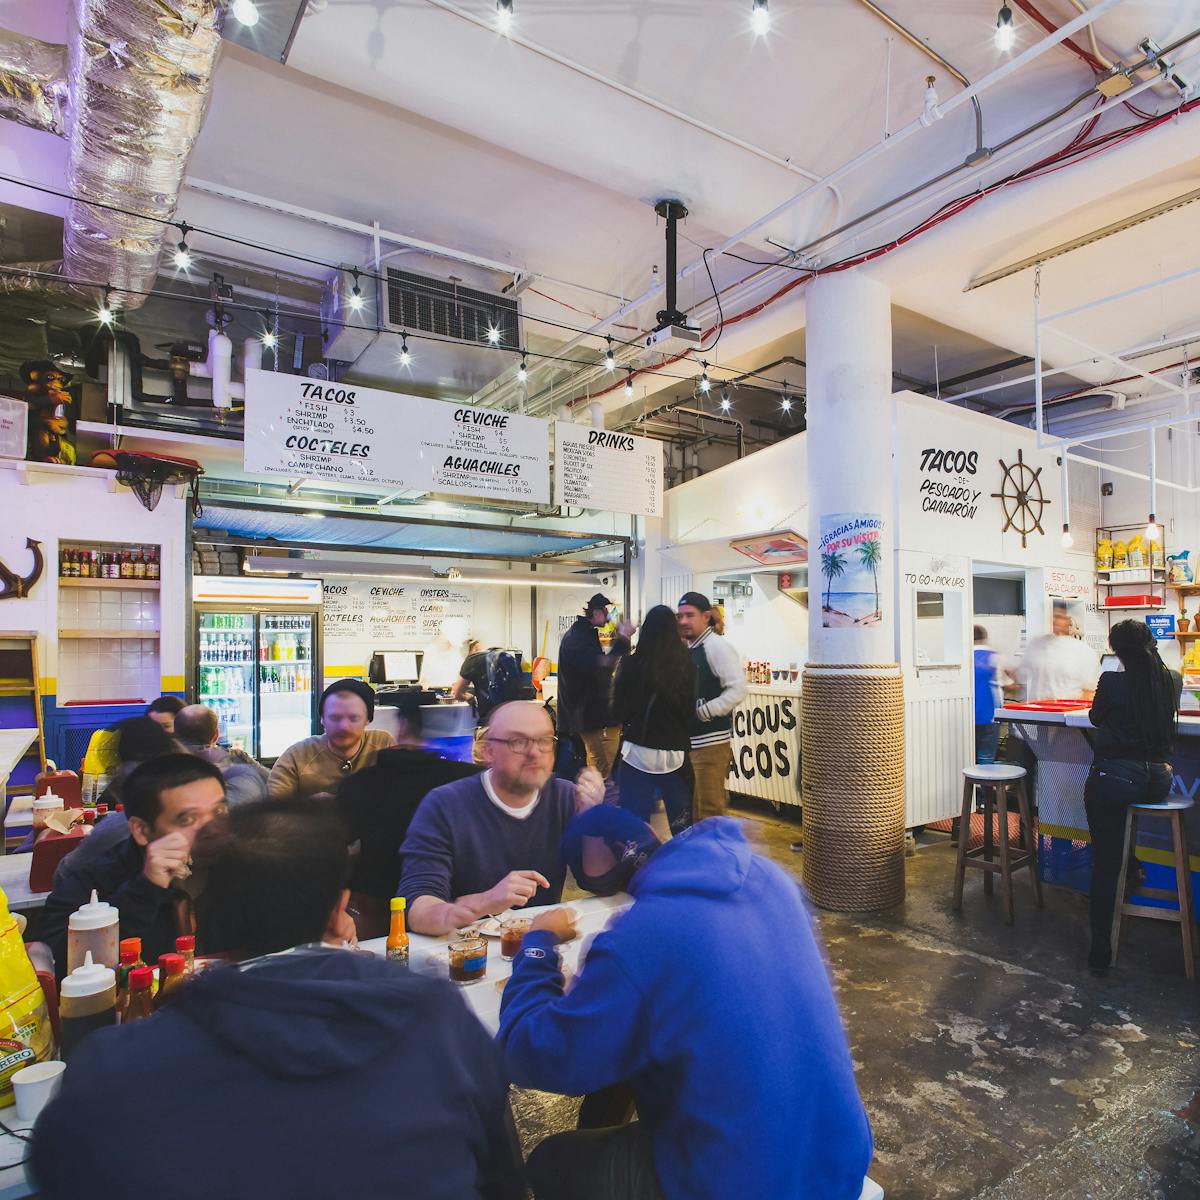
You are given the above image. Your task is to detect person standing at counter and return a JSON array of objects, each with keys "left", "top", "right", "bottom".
[
  {"left": 556, "top": 592, "right": 632, "bottom": 783},
  {"left": 267, "top": 679, "right": 393, "bottom": 801},
  {"left": 974, "top": 626, "right": 1003, "bottom": 765},
  {"left": 1014, "top": 602, "right": 1101, "bottom": 701},
  {"left": 614, "top": 604, "right": 697, "bottom": 835},
  {"left": 676, "top": 592, "right": 748, "bottom": 821},
  {"left": 1083, "top": 619, "right": 1182, "bottom": 973}
]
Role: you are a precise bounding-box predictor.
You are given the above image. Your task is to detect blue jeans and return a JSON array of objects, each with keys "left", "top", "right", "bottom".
[
  {"left": 975, "top": 723, "right": 1000, "bottom": 765},
  {"left": 617, "top": 758, "right": 693, "bottom": 835}
]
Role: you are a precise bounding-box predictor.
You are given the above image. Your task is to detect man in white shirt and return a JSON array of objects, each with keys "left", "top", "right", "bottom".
[{"left": 1015, "top": 604, "right": 1101, "bottom": 701}]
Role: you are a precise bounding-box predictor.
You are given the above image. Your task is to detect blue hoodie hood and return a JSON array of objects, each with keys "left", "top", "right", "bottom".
[
  {"left": 173, "top": 949, "right": 426, "bottom": 1080},
  {"left": 628, "top": 815, "right": 751, "bottom": 899}
]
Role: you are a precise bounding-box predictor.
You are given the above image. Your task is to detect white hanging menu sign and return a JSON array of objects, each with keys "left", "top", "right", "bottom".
[
  {"left": 554, "top": 423, "right": 662, "bottom": 517},
  {"left": 322, "top": 580, "right": 476, "bottom": 656},
  {"left": 244, "top": 369, "right": 550, "bottom": 503}
]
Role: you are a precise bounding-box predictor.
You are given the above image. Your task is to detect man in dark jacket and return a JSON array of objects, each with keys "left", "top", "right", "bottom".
[
  {"left": 336, "top": 691, "right": 480, "bottom": 937},
  {"left": 32, "top": 798, "right": 525, "bottom": 1200},
  {"left": 555, "top": 593, "right": 631, "bottom": 783},
  {"left": 498, "top": 807, "right": 874, "bottom": 1200},
  {"left": 40, "top": 754, "right": 228, "bottom": 977},
  {"left": 174, "top": 703, "right": 270, "bottom": 806}
]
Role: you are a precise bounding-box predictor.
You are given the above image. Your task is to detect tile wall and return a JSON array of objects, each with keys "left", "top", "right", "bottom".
[{"left": 58, "top": 586, "right": 161, "bottom": 704}]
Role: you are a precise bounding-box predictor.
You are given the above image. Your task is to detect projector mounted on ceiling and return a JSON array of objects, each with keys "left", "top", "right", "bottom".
[{"left": 643, "top": 198, "right": 701, "bottom": 355}]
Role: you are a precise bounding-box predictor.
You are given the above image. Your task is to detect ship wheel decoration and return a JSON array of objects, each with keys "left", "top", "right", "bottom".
[{"left": 991, "top": 449, "right": 1050, "bottom": 548}]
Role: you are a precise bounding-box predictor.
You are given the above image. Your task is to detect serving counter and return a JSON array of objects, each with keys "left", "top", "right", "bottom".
[
  {"left": 728, "top": 685, "right": 802, "bottom": 808},
  {"left": 998, "top": 705, "right": 1200, "bottom": 901}
]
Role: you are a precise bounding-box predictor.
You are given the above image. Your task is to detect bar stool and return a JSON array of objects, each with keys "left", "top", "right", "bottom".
[
  {"left": 1111, "top": 799, "right": 1197, "bottom": 982},
  {"left": 953, "top": 764, "right": 1044, "bottom": 924}
]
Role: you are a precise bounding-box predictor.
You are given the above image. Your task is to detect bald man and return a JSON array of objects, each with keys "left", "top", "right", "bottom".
[
  {"left": 174, "top": 704, "right": 269, "bottom": 807},
  {"left": 398, "top": 702, "right": 605, "bottom": 935}
]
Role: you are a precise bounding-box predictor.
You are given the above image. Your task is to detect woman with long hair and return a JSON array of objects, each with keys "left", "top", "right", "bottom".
[
  {"left": 613, "top": 604, "right": 697, "bottom": 834},
  {"left": 1084, "top": 619, "right": 1181, "bottom": 972}
]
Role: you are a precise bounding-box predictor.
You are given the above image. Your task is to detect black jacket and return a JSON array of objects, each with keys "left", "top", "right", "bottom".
[
  {"left": 613, "top": 653, "right": 695, "bottom": 751},
  {"left": 1089, "top": 667, "right": 1182, "bottom": 762},
  {"left": 40, "top": 835, "right": 186, "bottom": 979},
  {"left": 32, "top": 949, "right": 524, "bottom": 1200},
  {"left": 336, "top": 747, "right": 480, "bottom": 901},
  {"left": 556, "top": 617, "right": 629, "bottom": 735}
]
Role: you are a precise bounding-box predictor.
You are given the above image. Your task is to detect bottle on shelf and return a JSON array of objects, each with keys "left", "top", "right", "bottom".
[
  {"left": 120, "top": 550, "right": 133, "bottom": 579},
  {"left": 133, "top": 550, "right": 146, "bottom": 579},
  {"left": 121, "top": 967, "right": 155, "bottom": 1024},
  {"left": 147, "top": 547, "right": 160, "bottom": 579}
]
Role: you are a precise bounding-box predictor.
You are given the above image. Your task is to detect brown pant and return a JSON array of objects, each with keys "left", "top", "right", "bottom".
[
  {"left": 580, "top": 727, "right": 619, "bottom": 780},
  {"left": 690, "top": 742, "right": 733, "bottom": 822}
]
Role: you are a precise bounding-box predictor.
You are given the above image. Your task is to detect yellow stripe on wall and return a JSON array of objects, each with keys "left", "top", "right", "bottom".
[
  {"left": 38, "top": 678, "right": 55, "bottom": 696},
  {"left": 323, "top": 665, "right": 365, "bottom": 678},
  {"left": 161, "top": 676, "right": 186, "bottom": 692},
  {"left": 1039, "top": 823, "right": 1198, "bottom": 871}
]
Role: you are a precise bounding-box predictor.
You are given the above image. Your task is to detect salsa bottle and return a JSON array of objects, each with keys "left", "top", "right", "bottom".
[
  {"left": 155, "top": 954, "right": 188, "bottom": 1010},
  {"left": 175, "top": 935, "right": 195, "bottom": 974},
  {"left": 386, "top": 896, "right": 409, "bottom": 965},
  {"left": 122, "top": 967, "right": 155, "bottom": 1023},
  {"left": 60, "top": 952, "right": 117, "bottom": 1061},
  {"left": 115, "top": 937, "right": 144, "bottom": 1008}
]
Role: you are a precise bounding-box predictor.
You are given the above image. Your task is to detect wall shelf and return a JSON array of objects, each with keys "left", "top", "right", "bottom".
[
  {"left": 58, "top": 578, "right": 160, "bottom": 591},
  {"left": 59, "top": 629, "right": 160, "bottom": 640}
]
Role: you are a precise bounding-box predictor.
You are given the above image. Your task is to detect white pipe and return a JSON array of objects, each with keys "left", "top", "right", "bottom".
[
  {"left": 1067, "top": 450, "right": 1192, "bottom": 492},
  {"left": 588, "top": 402, "right": 604, "bottom": 429},
  {"left": 242, "top": 336, "right": 261, "bottom": 380},
  {"left": 1148, "top": 430, "right": 1158, "bottom": 527},
  {"left": 209, "top": 329, "right": 233, "bottom": 410}
]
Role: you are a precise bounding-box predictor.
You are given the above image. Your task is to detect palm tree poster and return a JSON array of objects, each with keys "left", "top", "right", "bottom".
[{"left": 818, "top": 513, "right": 885, "bottom": 628}]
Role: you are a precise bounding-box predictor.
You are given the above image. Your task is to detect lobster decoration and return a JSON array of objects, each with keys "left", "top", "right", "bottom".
[{"left": 0, "top": 538, "right": 44, "bottom": 600}]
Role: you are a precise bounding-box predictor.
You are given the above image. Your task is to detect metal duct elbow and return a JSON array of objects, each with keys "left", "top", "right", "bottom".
[
  {"left": 63, "top": 1, "right": 223, "bottom": 309},
  {"left": 0, "top": 27, "right": 67, "bottom": 135}
]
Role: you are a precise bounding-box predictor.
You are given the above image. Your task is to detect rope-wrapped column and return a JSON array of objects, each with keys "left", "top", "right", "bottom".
[{"left": 802, "top": 665, "right": 905, "bottom": 910}]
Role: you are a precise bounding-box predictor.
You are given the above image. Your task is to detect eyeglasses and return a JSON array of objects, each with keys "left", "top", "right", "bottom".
[{"left": 486, "top": 735, "right": 557, "bottom": 755}]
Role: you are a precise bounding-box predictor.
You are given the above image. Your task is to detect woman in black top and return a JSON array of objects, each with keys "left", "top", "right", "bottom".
[
  {"left": 613, "top": 605, "right": 697, "bottom": 834},
  {"left": 1084, "top": 619, "right": 1182, "bottom": 971}
]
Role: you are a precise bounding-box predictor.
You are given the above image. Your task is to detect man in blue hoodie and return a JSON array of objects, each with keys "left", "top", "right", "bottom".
[
  {"left": 497, "top": 807, "right": 873, "bottom": 1200},
  {"left": 32, "top": 798, "right": 525, "bottom": 1200}
]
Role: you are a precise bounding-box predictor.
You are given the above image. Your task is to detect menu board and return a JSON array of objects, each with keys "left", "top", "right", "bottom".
[
  {"left": 323, "top": 580, "right": 475, "bottom": 657},
  {"left": 554, "top": 423, "right": 662, "bottom": 517},
  {"left": 244, "top": 369, "right": 550, "bottom": 503}
]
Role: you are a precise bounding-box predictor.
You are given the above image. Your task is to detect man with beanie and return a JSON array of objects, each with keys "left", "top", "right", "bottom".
[
  {"left": 556, "top": 593, "right": 632, "bottom": 782},
  {"left": 676, "top": 592, "right": 747, "bottom": 821},
  {"left": 268, "top": 678, "right": 393, "bottom": 801},
  {"left": 497, "top": 807, "right": 873, "bottom": 1200}
]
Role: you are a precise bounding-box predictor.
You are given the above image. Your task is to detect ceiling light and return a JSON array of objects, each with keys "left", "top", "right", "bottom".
[
  {"left": 720, "top": 396, "right": 732, "bottom": 412},
  {"left": 230, "top": 0, "right": 260, "bottom": 27},
  {"left": 486, "top": 324, "right": 502, "bottom": 345},
  {"left": 1146, "top": 515, "right": 1160, "bottom": 542},
  {"left": 348, "top": 270, "right": 364, "bottom": 313},
  {"left": 751, "top": 0, "right": 770, "bottom": 36},
  {"left": 304, "top": 511, "right": 323, "bottom": 520},
  {"left": 262, "top": 329, "right": 277, "bottom": 350},
  {"left": 1061, "top": 523, "right": 1073, "bottom": 549},
  {"left": 780, "top": 393, "right": 792, "bottom": 412},
  {"left": 399, "top": 336, "right": 411, "bottom": 367},
  {"left": 624, "top": 369, "right": 634, "bottom": 397},
  {"left": 699, "top": 362, "right": 711, "bottom": 394},
  {"left": 496, "top": 0, "right": 513, "bottom": 35},
  {"left": 172, "top": 224, "right": 192, "bottom": 270},
  {"left": 518, "top": 354, "right": 528, "bottom": 383},
  {"left": 604, "top": 337, "right": 615, "bottom": 370},
  {"left": 995, "top": 5, "right": 1014, "bottom": 53}
]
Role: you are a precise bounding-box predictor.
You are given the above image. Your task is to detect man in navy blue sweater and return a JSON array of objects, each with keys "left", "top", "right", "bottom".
[
  {"left": 497, "top": 807, "right": 874, "bottom": 1200},
  {"left": 32, "top": 798, "right": 525, "bottom": 1200},
  {"left": 400, "top": 701, "right": 604, "bottom": 935}
]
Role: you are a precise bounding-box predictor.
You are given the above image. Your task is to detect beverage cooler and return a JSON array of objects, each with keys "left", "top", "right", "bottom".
[{"left": 193, "top": 577, "right": 323, "bottom": 761}]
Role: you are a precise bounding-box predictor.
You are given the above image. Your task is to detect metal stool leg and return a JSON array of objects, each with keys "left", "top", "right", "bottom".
[
  {"left": 1016, "top": 779, "right": 1043, "bottom": 908},
  {"left": 982, "top": 784, "right": 995, "bottom": 898},
  {"left": 997, "top": 782, "right": 1015, "bottom": 925},
  {"left": 1110, "top": 809, "right": 1137, "bottom": 967},
  {"left": 1169, "top": 811, "right": 1196, "bottom": 983},
  {"left": 953, "top": 776, "right": 973, "bottom": 912}
]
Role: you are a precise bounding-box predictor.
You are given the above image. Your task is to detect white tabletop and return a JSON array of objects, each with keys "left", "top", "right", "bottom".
[
  {"left": 1000, "top": 706, "right": 1200, "bottom": 737},
  {"left": 0, "top": 855, "right": 47, "bottom": 912},
  {"left": 0, "top": 1118, "right": 34, "bottom": 1200},
  {"left": 0, "top": 731, "right": 37, "bottom": 780},
  {"left": 361, "top": 894, "right": 630, "bottom": 1036}
]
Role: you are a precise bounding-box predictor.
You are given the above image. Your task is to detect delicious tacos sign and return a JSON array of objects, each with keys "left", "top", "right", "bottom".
[{"left": 818, "top": 513, "right": 885, "bottom": 629}]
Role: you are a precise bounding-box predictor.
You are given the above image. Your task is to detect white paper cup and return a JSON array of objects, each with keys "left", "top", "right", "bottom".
[{"left": 12, "top": 1061, "right": 65, "bottom": 1122}]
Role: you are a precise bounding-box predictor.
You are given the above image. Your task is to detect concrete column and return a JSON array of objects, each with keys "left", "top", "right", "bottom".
[{"left": 802, "top": 270, "right": 905, "bottom": 911}]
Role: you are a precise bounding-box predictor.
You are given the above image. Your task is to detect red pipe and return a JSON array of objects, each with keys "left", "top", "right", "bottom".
[{"left": 1010, "top": 1, "right": 1108, "bottom": 74}]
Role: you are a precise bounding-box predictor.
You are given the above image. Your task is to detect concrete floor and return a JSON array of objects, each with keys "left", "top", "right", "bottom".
[{"left": 516, "top": 801, "right": 1200, "bottom": 1199}]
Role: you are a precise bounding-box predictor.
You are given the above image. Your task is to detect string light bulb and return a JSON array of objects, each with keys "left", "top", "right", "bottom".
[
  {"left": 604, "top": 337, "right": 615, "bottom": 371},
  {"left": 624, "top": 369, "right": 634, "bottom": 397},
  {"left": 1146, "top": 515, "right": 1160, "bottom": 542},
  {"left": 496, "top": 0, "right": 513, "bottom": 34},
  {"left": 399, "top": 335, "right": 411, "bottom": 367},
  {"left": 485, "top": 323, "right": 502, "bottom": 345},
  {"left": 751, "top": 0, "right": 770, "bottom": 36},
  {"left": 720, "top": 393, "right": 732, "bottom": 413},
  {"left": 699, "top": 362, "right": 711, "bottom": 394},
  {"left": 97, "top": 285, "right": 114, "bottom": 326},
  {"left": 172, "top": 223, "right": 192, "bottom": 270},
  {"left": 231, "top": 0, "right": 260, "bottom": 27},
  {"left": 780, "top": 391, "right": 793, "bottom": 412},
  {"left": 262, "top": 329, "right": 277, "bottom": 350},
  {"left": 348, "top": 270, "right": 364, "bottom": 313},
  {"left": 518, "top": 353, "right": 528, "bottom": 383},
  {"left": 1061, "top": 523, "right": 1073, "bottom": 549},
  {"left": 995, "top": 5, "right": 1015, "bottom": 53}
]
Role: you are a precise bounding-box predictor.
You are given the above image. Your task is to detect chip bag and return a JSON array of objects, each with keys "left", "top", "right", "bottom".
[{"left": 0, "top": 887, "right": 52, "bottom": 1106}]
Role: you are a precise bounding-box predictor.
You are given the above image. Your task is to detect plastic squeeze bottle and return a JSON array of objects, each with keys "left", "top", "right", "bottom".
[{"left": 66, "top": 890, "right": 119, "bottom": 974}]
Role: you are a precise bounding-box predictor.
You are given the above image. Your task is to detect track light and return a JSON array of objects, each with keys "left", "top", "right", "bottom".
[
  {"left": 172, "top": 224, "right": 192, "bottom": 270},
  {"left": 349, "top": 270, "right": 364, "bottom": 313},
  {"left": 699, "top": 362, "right": 711, "bottom": 394},
  {"left": 486, "top": 324, "right": 502, "bottom": 345},
  {"left": 97, "top": 285, "right": 114, "bottom": 326},
  {"left": 262, "top": 329, "right": 277, "bottom": 350},
  {"left": 399, "top": 335, "right": 411, "bottom": 367},
  {"left": 518, "top": 353, "right": 528, "bottom": 383},
  {"left": 231, "top": 0, "right": 260, "bottom": 27},
  {"left": 1061, "top": 523, "right": 1073, "bottom": 549},
  {"left": 995, "top": 5, "right": 1015, "bottom": 53},
  {"left": 751, "top": 0, "right": 770, "bottom": 37},
  {"left": 624, "top": 369, "right": 634, "bottom": 397},
  {"left": 604, "top": 337, "right": 615, "bottom": 371},
  {"left": 496, "top": 0, "right": 513, "bottom": 34}
]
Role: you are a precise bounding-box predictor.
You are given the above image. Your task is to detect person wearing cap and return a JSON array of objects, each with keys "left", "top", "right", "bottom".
[
  {"left": 267, "top": 678, "right": 394, "bottom": 802},
  {"left": 675, "top": 592, "right": 748, "bottom": 822},
  {"left": 497, "top": 807, "right": 873, "bottom": 1200},
  {"left": 555, "top": 592, "right": 633, "bottom": 783},
  {"left": 335, "top": 691, "right": 480, "bottom": 938}
]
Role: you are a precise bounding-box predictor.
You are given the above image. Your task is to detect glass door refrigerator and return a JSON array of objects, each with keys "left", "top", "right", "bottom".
[{"left": 193, "top": 577, "right": 323, "bottom": 761}]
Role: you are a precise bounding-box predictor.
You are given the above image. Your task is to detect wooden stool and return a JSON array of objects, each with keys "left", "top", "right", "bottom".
[
  {"left": 953, "top": 764, "right": 1043, "bottom": 924},
  {"left": 1111, "top": 799, "right": 1197, "bottom": 982}
]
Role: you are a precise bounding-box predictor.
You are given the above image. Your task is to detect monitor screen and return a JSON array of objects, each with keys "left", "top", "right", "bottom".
[{"left": 383, "top": 651, "right": 421, "bottom": 682}]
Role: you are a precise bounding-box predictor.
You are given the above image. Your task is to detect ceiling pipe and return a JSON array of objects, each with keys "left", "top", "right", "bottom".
[{"left": 0, "top": 27, "right": 66, "bottom": 134}]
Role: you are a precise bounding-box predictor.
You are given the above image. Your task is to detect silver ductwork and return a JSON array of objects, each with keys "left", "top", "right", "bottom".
[
  {"left": 0, "top": 28, "right": 67, "bottom": 135},
  {"left": 62, "top": 0, "right": 223, "bottom": 307}
]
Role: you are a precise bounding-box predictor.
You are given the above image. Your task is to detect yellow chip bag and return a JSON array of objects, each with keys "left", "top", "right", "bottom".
[{"left": 0, "top": 887, "right": 52, "bottom": 1106}]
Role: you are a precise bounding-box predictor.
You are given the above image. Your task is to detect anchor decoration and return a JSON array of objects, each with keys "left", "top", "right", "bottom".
[{"left": 0, "top": 538, "right": 44, "bottom": 600}]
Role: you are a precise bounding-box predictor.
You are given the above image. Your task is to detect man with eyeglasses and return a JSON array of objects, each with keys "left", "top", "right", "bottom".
[{"left": 399, "top": 701, "right": 605, "bottom": 935}]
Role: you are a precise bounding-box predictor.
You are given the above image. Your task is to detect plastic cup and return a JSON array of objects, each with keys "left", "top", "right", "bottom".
[{"left": 12, "top": 1061, "right": 65, "bottom": 1122}]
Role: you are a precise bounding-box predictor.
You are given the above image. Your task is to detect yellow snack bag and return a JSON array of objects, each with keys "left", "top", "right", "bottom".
[
  {"left": 1127, "top": 535, "right": 1145, "bottom": 569},
  {"left": 0, "top": 888, "right": 52, "bottom": 1106},
  {"left": 1096, "top": 539, "right": 1113, "bottom": 570},
  {"left": 1113, "top": 540, "right": 1129, "bottom": 568}
]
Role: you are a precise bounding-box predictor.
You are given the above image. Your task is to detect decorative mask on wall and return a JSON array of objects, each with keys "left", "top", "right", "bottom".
[{"left": 20, "top": 360, "right": 76, "bottom": 465}]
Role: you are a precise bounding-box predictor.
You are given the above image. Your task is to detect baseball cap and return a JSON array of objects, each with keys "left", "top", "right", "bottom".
[
  {"left": 562, "top": 805, "right": 661, "bottom": 896},
  {"left": 587, "top": 592, "right": 614, "bottom": 610},
  {"left": 677, "top": 590, "right": 713, "bottom": 612}
]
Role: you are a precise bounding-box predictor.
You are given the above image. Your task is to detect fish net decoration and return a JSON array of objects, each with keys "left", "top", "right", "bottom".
[{"left": 114, "top": 452, "right": 203, "bottom": 515}]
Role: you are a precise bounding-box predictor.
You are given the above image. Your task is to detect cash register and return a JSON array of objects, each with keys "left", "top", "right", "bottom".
[{"left": 368, "top": 650, "right": 423, "bottom": 688}]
